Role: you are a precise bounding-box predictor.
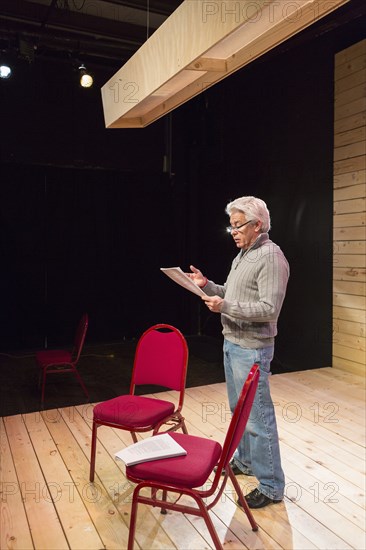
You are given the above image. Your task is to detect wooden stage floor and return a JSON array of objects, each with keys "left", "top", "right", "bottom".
[{"left": 1, "top": 367, "right": 365, "bottom": 549}]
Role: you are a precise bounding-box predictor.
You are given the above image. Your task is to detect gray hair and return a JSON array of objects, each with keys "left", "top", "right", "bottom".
[{"left": 225, "top": 196, "right": 271, "bottom": 233}]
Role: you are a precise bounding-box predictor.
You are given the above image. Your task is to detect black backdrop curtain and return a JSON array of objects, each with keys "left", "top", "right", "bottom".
[{"left": 0, "top": 164, "right": 195, "bottom": 350}]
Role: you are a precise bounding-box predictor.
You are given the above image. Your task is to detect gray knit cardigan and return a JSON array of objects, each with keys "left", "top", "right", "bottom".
[{"left": 204, "top": 233, "right": 289, "bottom": 349}]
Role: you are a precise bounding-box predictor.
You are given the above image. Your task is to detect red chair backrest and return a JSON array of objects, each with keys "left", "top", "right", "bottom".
[
  {"left": 219, "top": 364, "right": 260, "bottom": 471},
  {"left": 72, "top": 313, "right": 89, "bottom": 362},
  {"left": 132, "top": 324, "right": 188, "bottom": 391}
]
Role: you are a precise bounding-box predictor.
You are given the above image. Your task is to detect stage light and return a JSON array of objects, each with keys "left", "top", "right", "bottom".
[
  {"left": 79, "top": 64, "right": 93, "bottom": 88},
  {"left": 0, "top": 63, "right": 12, "bottom": 79}
]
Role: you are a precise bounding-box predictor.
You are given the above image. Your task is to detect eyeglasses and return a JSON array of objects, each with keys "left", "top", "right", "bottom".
[{"left": 226, "top": 220, "right": 253, "bottom": 233}]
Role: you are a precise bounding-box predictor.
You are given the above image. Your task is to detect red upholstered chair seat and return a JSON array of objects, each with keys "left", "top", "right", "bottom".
[
  {"left": 127, "top": 432, "right": 222, "bottom": 488},
  {"left": 93, "top": 396, "right": 175, "bottom": 427},
  {"left": 36, "top": 350, "right": 72, "bottom": 366}
]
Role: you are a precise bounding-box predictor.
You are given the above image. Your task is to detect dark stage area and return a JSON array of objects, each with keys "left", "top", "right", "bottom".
[
  {"left": 0, "top": 335, "right": 226, "bottom": 417},
  {"left": 0, "top": 333, "right": 303, "bottom": 418}
]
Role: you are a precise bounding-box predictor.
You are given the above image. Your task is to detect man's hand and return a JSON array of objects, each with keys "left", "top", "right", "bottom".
[
  {"left": 187, "top": 265, "right": 207, "bottom": 288},
  {"left": 202, "top": 295, "right": 224, "bottom": 313}
]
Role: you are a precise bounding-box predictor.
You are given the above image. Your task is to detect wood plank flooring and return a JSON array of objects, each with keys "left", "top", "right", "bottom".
[{"left": 1, "top": 367, "right": 365, "bottom": 550}]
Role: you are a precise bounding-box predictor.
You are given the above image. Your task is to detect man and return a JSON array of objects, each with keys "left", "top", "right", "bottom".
[{"left": 188, "top": 196, "right": 289, "bottom": 509}]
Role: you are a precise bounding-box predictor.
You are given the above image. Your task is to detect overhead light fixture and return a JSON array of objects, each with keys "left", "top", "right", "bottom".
[
  {"left": 0, "top": 63, "right": 12, "bottom": 79},
  {"left": 79, "top": 64, "right": 93, "bottom": 88},
  {"left": 101, "top": 0, "right": 349, "bottom": 128}
]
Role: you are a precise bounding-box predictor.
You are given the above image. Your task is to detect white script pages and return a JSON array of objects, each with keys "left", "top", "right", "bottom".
[
  {"left": 160, "top": 267, "right": 207, "bottom": 297},
  {"left": 115, "top": 433, "right": 187, "bottom": 466}
]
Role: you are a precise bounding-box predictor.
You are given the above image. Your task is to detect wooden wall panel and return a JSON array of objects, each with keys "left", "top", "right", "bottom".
[
  {"left": 333, "top": 266, "right": 366, "bottom": 283},
  {"left": 333, "top": 39, "right": 366, "bottom": 377},
  {"left": 334, "top": 111, "right": 366, "bottom": 133},
  {"left": 334, "top": 126, "right": 365, "bottom": 148},
  {"left": 334, "top": 182, "right": 365, "bottom": 200}
]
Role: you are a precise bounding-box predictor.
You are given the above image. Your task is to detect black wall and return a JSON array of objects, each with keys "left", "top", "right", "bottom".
[
  {"left": 172, "top": 36, "right": 336, "bottom": 372},
  {"left": 1, "top": 12, "right": 364, "bottom": 371}
]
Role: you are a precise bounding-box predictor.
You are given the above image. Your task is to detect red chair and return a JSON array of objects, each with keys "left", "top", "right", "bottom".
[
  {"left": 89, "top": 323, "right": 189, "bottom": 482},
  {"left": 36, "top": 313, "right": 89, "bottom": 405},
  {"left": 125, "top": 363, "right": 260, "bottom": 550}
]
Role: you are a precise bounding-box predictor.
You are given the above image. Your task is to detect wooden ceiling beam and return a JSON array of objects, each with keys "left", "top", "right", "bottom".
[{"left": 101, "top": 0, "right": 350, "bottom": 128}]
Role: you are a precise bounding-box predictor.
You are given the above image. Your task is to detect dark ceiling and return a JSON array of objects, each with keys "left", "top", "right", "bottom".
[
  {"left": 0, "top": 0, "right": 183, "bottom": 69},
  {"left": 0, "top": 0, "right": 365, "bottom": 73}
]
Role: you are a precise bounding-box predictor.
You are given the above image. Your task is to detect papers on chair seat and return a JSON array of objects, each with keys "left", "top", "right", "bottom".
[
  {"left": 160, "top": 267, "right": 207, "bottom": 297},
  {"left": 115, "top": 433, "right": 187, "bottom": 466}
]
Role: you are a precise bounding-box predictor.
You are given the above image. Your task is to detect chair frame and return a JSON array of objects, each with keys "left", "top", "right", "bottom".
[
  {"left": 126, "top": 364, "right": 260, "bottom": 550},
  {"left": 89, "top": 323, "right": 189, "bottom": 482},
  {"left": 37, "top": 313, "right": 89, "bottom": 405}
]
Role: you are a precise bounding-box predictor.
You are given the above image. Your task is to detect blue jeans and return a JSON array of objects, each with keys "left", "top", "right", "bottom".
[{"left": 223, "top": 339, "right": 285, "bottom": 500}]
